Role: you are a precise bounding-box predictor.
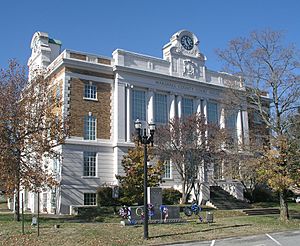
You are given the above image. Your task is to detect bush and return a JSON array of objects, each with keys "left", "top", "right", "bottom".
[
  {"left": 252, "top": 185, "right": 278, "bottom": 202},
  {"left": 76, "top": 206, "right": 116, "bottom": 221},
  {"left": 162, "top": 188, "right": 182, "bottom": 205},
  {"left": 97, "top": 186, "right": 119, "bottom": 206}
]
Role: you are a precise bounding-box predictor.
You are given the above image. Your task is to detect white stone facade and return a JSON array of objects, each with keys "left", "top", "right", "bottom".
[{"left": 21, "top": 30, "right": 250, "bottom": 214}]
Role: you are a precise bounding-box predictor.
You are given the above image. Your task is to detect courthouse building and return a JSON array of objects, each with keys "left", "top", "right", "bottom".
[{"left": 22, "top": 30, "right": 255, "bottom": 214}]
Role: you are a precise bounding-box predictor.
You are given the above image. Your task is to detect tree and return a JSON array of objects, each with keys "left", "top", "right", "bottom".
[
  {"left": 116, "top": 144, "right": 163, "bottom": 205},
  {"left": 217, "top": 29, "right": 300, "bottom": 220},
  {"left": 155, "top": 113, "right": 227, "bottom": 204},
  {"left": 0, "top": 60, "right": 69, "bottom": 220},
  {"left": 285, "top": 109, "right": 300, "bottom": 196}
]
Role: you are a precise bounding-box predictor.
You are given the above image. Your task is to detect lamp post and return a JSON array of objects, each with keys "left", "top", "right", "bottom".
[{"left": 134, "top": 119, "right": 155, "bottom": 240}]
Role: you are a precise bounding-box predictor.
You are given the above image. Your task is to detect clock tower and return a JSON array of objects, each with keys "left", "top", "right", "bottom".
[{"left": 163, "top": 30, "right": 206, "bottom": 80}]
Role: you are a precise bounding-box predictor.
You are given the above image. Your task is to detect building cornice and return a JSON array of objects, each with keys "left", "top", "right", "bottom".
[{"left": 113, "top": 65, "right": 242, "bottom": 93}]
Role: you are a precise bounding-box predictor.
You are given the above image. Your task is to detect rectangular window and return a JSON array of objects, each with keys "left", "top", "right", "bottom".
[
  {"left": 182, "top": 98, "right": 194, "bottom": 117},
  {"left": 84, "top": 115, "right": 96, "bottom": 140},
  {"left": 56, "top": 86, "right": 61, "bottom": 102},
  {"left": 225, "top": 111, "right": 238, "bottom": 146},
  {"left": 84, "top": 83, "right": 97, "bottom": 100},
  {"left": 226, "top": 111, "right": 237, "bottom": 130},
  {"left": 52, "top": 158, "right": 59, "bottom": 174},
  {"left": 84, "top": 193, "right": 96, "bottom": 205},
  {"left": 50, "top": 189, "right": 56, "bottom": 207},
  {"left": 163, "top": 160, "right": 171, "bottom": 179},
  {"left": 253, "top": 111, "right": 262, "bottom": 124},
  {"left": 83, "top": 152, "right": 96, "bottom": 176},
  {"left": 132, "top": 90, "right": 146, "bottom": 121},
  {"left": 207, "top": 102, "right": 218, "bottom": 124},
  {"left": 154, "top": 93, "right": 168, "bottom": 123}
]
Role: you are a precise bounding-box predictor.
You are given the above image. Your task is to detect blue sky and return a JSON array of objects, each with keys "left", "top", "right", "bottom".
[{"left": 1, "top": 0, "right": 299, "bottom": 71}]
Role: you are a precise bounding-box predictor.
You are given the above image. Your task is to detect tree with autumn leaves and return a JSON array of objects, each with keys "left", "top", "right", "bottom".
[
  {"left": 217, "top": 29, "right": 300, "bottom": 220},
  {"left": 0, "top": 60, "right": 69, "bottom": 220},
  {"left": 116, "top": 144, "right": 164, "bottom": 205}
]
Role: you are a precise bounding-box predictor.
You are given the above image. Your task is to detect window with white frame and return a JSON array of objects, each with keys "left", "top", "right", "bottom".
[
  {"left": 154, "top": 93, "right": 168, "bottom": 123},
  {"left": 52, "top": 158, "right": 59, "bottom": 175},
  {"left": 84, "top": 193, "right": 96, "bottom": 205},
  {"left": 83, "top": 152, "right": 96, "bottom": 176},
  {"left": 84, "top": 82, "right": 97, "bottom": 100},
  {"left": 132, "top": 89, "right": 146, "bottom": 121},
  {"left": 182, "top": 97, "right": 194, "bottom": 117},
  {"left": 207, "top": 102, "right": 218, "bottom": 124},
  {"left": 163, "top": 160, "right": 172, "bottom": 179},
  {"left": 50, "top": 189, "right": 56, "bottom": 207},
  {"left": 84, "top": 114, "right": 96, "bottom": 140}
]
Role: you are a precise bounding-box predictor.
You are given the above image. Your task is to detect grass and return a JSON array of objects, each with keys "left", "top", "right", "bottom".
[{"left": 0, "top": 202, "right": 299, "bottom": 246}]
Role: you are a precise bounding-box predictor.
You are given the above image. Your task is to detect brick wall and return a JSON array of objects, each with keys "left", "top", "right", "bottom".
[
  {"left": 69, "top": 78, "right": 112, "bottom": 139},
  {"left": 48, "top": 68, "right": 64, "bottom": 116},
  {"left": 51, "top": 79, "right": 63, "bottom": 116}
]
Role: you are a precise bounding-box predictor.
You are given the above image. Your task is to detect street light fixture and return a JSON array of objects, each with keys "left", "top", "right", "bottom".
[{"left": 134, "top": 119, "right": 155, "bottom": 239}]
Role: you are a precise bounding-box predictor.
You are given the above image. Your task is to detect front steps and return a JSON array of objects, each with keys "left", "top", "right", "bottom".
[
  {"left": 209, "top": 186, "right": 252, "bottom": 210},
  {"left": 242, "top": 208, "right": 280, "bottom": 215}
]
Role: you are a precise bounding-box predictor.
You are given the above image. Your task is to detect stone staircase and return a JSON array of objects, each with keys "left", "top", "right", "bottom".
[{"left": 209, "top": 186, "right": 252, "bottom": 210}]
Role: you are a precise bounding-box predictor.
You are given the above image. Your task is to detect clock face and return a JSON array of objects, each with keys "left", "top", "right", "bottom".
[{"left": 181, "top": 35, "right": 194, "bottom": 50}]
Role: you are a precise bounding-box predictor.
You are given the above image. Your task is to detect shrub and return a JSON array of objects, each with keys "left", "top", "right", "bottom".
[
  {"left": 162, "top": 188, "right": 182, "bottom": 205},
  {"left": 97, "top": 186, "right": 119, "bottom": 206},
  {"left": 248, "top": 185, "right": 278, "bottom": 203},
  {"left": 76, "top": 206, "right": 116, "bottom": 221}
]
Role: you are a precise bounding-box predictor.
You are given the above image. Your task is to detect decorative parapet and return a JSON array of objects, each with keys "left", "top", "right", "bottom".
[
  {"left": 113, "top": 49, "right": 244, "bottom": 90},
  {"left": 47, "top": 49, "right": 113, "bottom": 74},
  {"left": 113, "top": 49, "right": 170, "bottom": 74}
]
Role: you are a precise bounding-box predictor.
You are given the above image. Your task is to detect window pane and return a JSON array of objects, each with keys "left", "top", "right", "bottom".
[
  {"left": 132, "top": 90, "right": 146, "bottom": 121},
  {"left": 84, "top": 84, "right": 97, "bottom": 99},
  {"left": 207, "top": 102, "right": 218, "bottom": 124},
  {"left": 163, "top": 160, "right": 171, "bottom": 179},
  {"left": 83, "top": 152, "right": 96, "bottom": 176},
  {"left": 226, "top": 111, "right": 238, "bottom": 143},
  {"left": 84, "top": 115, "right": 96, "bottom": 140},
  {"left": 182, "top": 98, "right": 194, "bottom": 117},
  {"left": 253, "top": 111, "right": 262, "bottom": 124},
  {"left": 226, "top": 111, "right": 237, "bottom": 129},
  {"left": 56, "top": 86, "right": 60, "bottom": 102},
  {"left": 154, "top": 93, "right": 167, "bottom": 123},
  {"left": 84, "top": 193, "right": 96, "bottom": 205}
]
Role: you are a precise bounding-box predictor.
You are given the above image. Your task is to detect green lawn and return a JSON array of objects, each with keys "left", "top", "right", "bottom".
[{"left": 0, "top": 203, "right": 299, "bottom": 246}]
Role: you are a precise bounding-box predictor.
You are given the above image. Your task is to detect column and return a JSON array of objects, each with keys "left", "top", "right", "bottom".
[
  {"left": 169, "top": 94, "right": 176, "bottom": 120},
  {"left": 113, "top": 76, "right": 119, "bottom": 143},
  {"left": 116, "top": 82, "right": 126, "bottom": 142},
  {"left": 126, "top": 84, "right": 131, "bottom": 142},
  {"left": 201, "top": 99, "right": 207, "bottom": 123},
  {"left": 177, "top": 95, "right": 182, "bottom": 118},
  {"left": 147, "top": 90, "right": 154, "bottom": 123},
  {"left": 242, "top": 110, "right": 250, "bottom": 147},
  {"left": 196, "top": 98, "right": 201, "bottom": 114},
  {"left": 195, "top": 98, "right": 202, "bottom": 147},
  {"left": 202, "top": 99, "right": 213, "bottom": 183},
  {"left": 220, "top": 106, "right": 225, "bottom": 129},
  {"left": 236, "top": 109, "right": 243, "bottom": 146}
]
